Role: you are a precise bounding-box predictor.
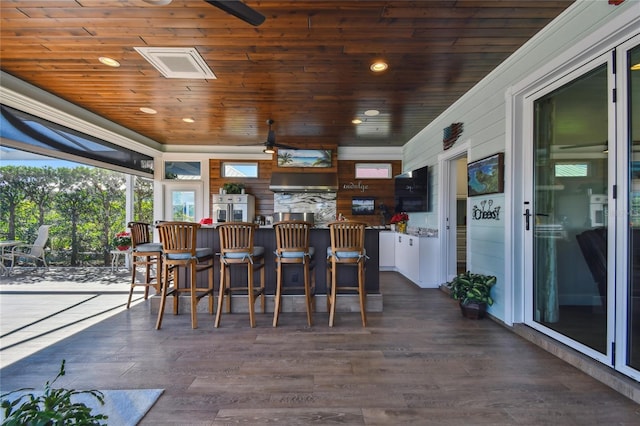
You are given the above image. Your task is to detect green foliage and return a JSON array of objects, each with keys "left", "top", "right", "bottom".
[
  {"left": 112, "top": 232, "right": 131, "bottom": 247},
  {"left": 222, "top": 182, "right": 245, "bottom": 194},
  {"left": 446, "top": 271, "right": 497, "bottom": 306},
  {"left": 0, "top": 359, "right": 107, "bottom": 425},
  {"left": 0, "top": 165, "right": 151, "bottom": 266}
]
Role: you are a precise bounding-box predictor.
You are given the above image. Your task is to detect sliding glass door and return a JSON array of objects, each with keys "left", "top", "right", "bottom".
[
  {"left": 620, "top": 40, "right": 640, "bottom": 379},
  {"left": 531, "top": 61, "right": 610, "bottom": 359},
  {"left": 526, "top": 37, "right": 640, "bottom": 380}
]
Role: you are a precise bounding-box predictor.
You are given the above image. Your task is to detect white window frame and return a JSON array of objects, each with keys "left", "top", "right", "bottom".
[{"left": 355, "top": 163, "right": 392, "bottom": 179}]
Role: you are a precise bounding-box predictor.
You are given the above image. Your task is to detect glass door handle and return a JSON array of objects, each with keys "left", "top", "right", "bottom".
[{"left": 524, "top": 209, "right": 531, "bottom": 230}]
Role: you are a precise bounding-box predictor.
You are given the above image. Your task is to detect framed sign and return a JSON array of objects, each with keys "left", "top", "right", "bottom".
[
  {"left": 467, "top": 153, "right": 504, "bottom": 197},
  {"left": 352, "top": 197, "right": 375, "bottom": 215},
  {"left": 277, "top": 149, "right": 332, "bottom": 168}
]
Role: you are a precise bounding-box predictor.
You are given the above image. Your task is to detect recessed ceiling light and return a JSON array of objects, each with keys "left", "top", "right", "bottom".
[
  {"left": 143, "top": 0, "right": 172, "bottom": 5},
  {"left": 352, "top": 118, "right": 362, "bottom": 124},
  {"left": 139, "top": 107, "right": 157, "bottom": 114},
  {"left": 182, "top": 117, "right": 195, "bottom": 123},
  {"left": 98, "top": 56, "right": 120, "bottom": 67},
  {"left": 364, "top": 109, "right": 379, "bottom": 116},
  {"left": 370, "top": 61, "right": 388, "bottom": 72}
]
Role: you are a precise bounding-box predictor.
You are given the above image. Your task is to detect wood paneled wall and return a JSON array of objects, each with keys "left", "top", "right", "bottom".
[
  {"left": 210, "top": 156, "right": 401, "bottom": 226},
  {"left": 210, "top": 159, "right": 275, "bottom": 215},
  {"left": 337, "top": 160, "right": 403, "bottom": 224}
]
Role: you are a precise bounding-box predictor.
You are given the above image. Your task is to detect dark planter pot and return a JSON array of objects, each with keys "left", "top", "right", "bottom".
[{"left": 459, "top": 301, "right": 487, "bottom": 319}]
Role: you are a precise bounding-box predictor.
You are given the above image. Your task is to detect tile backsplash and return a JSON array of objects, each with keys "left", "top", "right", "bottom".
[{"left": 273, "top": 193, "right": 337, "bottom": 225}]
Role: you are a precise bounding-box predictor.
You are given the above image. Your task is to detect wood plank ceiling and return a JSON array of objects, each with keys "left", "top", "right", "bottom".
[{"left": 0, "top": 0, "right": 574, "bottom": 151}]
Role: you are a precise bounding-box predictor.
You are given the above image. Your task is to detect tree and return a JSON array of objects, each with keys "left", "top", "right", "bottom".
[
  {"left": 55, "top": 168, "right": 94, "bottom": 266},
  {"left": 22, "top": 166, "right": 58, "bottom": 226},
  {"left": 0, "top": 166, "right": 28, "bottom": 239},
  {"left": 87, "top": 169, "right": 126, "bottom": 265},
  {"left": 134, "top": 177, "right": 154, "bottom": 223}
]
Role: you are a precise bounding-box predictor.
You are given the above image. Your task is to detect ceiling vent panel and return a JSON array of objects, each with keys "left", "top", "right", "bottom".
[{"left": 134, "top": 47, "right": 216, "bottom": 79}]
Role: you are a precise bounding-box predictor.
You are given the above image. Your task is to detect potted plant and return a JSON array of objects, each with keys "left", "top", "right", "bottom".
[
  {"left": 222, "top": 182, "right": 245, "bottom": 194},
  {"left": 112, "top": 231, "right": 131, "bottom": 251},
  {"left": 390, "top": 212, "right": 409, "bottom": 233},
  {"left": 1, "top": 359, "right": 107, "bottom": 425},
  {"left": 446, "top": 271, "right": 497, "bottom": 319}
]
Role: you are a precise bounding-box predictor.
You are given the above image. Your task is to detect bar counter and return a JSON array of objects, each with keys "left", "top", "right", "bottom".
[{"left": 193, "top": 226, "right": 380, "bottom": 295}]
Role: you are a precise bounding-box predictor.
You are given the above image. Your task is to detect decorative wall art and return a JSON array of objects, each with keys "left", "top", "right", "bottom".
[
  {"left": 467, "top": 152, "right": 504, "bottom": 197},
  {"left": 277, "top": 149, "right": 332, "bottom": 168},
  {"left": 443, "top": 122, "right": 464, "bottom": 150},
  {"left": 351, "top": 197, "right": 375, "bottom": 215}
]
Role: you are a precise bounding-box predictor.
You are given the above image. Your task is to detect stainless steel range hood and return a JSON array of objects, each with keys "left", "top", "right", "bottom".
[{"left": 269, "top": 172, "right": 338, "bottom": 193}]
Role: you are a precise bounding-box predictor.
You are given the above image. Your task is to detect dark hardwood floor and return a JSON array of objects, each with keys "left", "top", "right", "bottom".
[{"left": 1, "top": 271, "right": 638, "bottom": 425}]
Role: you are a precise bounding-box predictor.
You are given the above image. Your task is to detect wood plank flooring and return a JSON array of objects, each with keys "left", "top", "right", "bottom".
[{"left": 1, "top": 271, "right": 639, "bottom": 425}]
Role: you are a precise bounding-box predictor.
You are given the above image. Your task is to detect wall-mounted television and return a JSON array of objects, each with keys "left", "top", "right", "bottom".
[{"left": 394, "top": 165, "right": 429, "bottom": 212}]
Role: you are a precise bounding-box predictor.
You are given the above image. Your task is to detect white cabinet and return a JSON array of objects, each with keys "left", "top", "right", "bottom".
[
  {"left": 379, "top": 231, "right": 396, "bottom": 270},
  {"left": 393, "top": 232, "right": 440, "bottom": 288},
  {"left": 395, "top": 234, "right": 420, "bottom": 283}
]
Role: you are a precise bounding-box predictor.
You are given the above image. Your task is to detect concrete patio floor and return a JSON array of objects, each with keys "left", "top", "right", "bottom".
[{"left": 0, "top": 266, "right": 145, "bottom": 368}]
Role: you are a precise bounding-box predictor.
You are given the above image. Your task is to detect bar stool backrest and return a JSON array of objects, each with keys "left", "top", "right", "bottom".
[
  {"left": 329, "top": 221, "right": 366, "bottom": 258},
  {"left": 157, "top": 221, "right": 200, "bottom": 257},
  {"left": 274, "top": 221, "right": 312, "bottom": 257},
  {"left": 218, "top": 222, "right": 257, "bottom": 259},
  {"left": 128, "top": 222, "right": 152, "bottom": 248}
]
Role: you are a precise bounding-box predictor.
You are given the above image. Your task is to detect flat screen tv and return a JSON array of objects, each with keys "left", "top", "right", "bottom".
[{"left": 394, "top": 165, "right": 429, "bottom": 212}]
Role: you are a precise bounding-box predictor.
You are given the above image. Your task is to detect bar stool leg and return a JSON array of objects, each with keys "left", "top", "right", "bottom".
[
  {"left": 156, "top": 262, "right": 170, "bottom": 330},
  {"left": 127, "top": 259, "right": 136, "bottom": 309},
  {"left": 273, "top": 261, "right": 283, "bottom": 327},
  {"left": 248, "top": 261, "right": 256, "bottom": 328},
  {"left": 214, "top": 263, "right": 226, "bottom": 328},
  {"left": 259, "top": 262, "right": 266, "bottom": 313},
  {"left": 303, "top": 261, "right": 312, "bottom": 327},
  {"left": 189, "top": 260, "right": 198, "bottom": 329},
  {"left": 208, "top": 261, "right": 215, "bottom": 314},
  {"left": 359, "top": 261, "right": 367, "bottom": 327},
  {"left": 329, "top": 260, "right": 338, "bottom": 327},
  {"left": 173, "top": 269, "right": 180, "bottom": 315}
]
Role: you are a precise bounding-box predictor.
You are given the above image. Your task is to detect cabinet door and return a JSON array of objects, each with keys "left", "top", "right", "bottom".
[
  {"left": 395, "top": 233, "right": 407, "bottom": 274},
  {"left": 395, "top": 234, "right": 419, "bottom": 283},
  {"left": 406, "top": 236, "right": 420, "bottom": 282},
  {"left": 379, "top": 232, "right": 395, "bottom": 269}
]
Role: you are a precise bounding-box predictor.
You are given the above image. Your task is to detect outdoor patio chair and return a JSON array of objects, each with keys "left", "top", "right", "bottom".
[{"left": 5, "top": 225, "right": 50, "bottom": 275}]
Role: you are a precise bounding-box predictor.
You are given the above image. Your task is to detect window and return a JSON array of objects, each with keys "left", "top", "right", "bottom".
[
  {"left": 164, "top": 161, "right": 201, "bottom": 180},
  {"left": 355, "top": 163, "right": 391, "bottom": 179},
  {"left": 222, "top": 162, "right": 258, "bottom": 178},
  {"left": 554, "top": 162, "right": 589, "bottom": 177}
]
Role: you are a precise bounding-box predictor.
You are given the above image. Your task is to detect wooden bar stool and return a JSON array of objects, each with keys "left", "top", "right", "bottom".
[
  {"left": 127, "top": 222, "right": 162, "bottom": 309},
  {"left": 273, "top": 221, "right": 316, "bottom": 327},
  {"left": 155, "top": 221, "right": 215, "bottom": 329},
  {"left": 215, "top": 222, "right": 266, "bottom": 328},
  {"left": 326, "top": 221, "right": 368, "bottom": 327}
]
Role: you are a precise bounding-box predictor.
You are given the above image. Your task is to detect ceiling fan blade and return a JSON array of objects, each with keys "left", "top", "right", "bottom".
[
  {"left": 274, "top": 143, "right": 298, "bottom": 150},
  {"left": 267, "top": 129, "right": 276, "bottom": 144},
  {"left": 204, "top": 0, "right": 265, "bottom": 26}
]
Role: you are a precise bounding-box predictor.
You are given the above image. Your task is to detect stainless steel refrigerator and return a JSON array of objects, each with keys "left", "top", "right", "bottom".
[{"left": 211, "top": 194, "right": 255, "bottom": 223}]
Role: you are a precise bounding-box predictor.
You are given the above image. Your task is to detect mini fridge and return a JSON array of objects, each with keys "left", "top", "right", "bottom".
[{"left": 211, "top": 194, "right": 255, "bottom": 223}]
